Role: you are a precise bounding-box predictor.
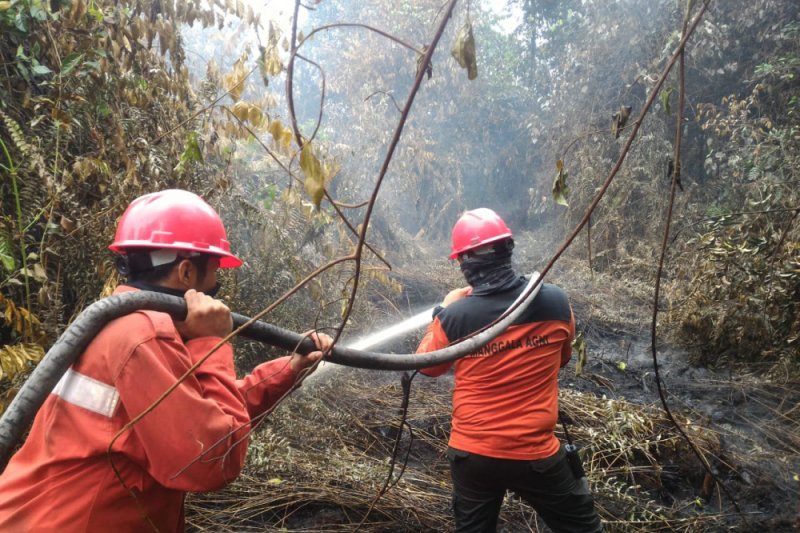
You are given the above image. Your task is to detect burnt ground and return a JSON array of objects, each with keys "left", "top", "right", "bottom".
[
  {"left": 187, "top": 333, "right": 799, "bottom": 532},
  {"left": 187, "top": 256, "right": 799, "bottom": 532},
  {"left": 570, "top": 332, "right": 800, "bottom": 532}
]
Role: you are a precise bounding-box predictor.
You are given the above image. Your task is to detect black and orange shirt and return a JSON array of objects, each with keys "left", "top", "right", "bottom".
[{"left": 416, "top": 280, "right": 574, "bottom": 461}]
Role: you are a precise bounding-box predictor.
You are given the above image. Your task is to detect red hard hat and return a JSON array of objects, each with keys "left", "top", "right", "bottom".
[
  {"left": 449, "top": 208, "right": 513, "bottom": 259},
  {"left": 109, "top": 189, "right": 242, "bottom": 268}
]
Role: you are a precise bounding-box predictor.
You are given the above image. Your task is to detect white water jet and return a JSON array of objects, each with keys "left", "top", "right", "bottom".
[
  {"left": 346, "top": 307, "right": 435, "bottom": 351},
  {"left": 306, "top": 306, "right": 435, "bottom": 383}
]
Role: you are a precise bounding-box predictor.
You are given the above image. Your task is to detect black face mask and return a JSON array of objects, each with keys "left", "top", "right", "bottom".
[{"left": 458, "top": 240, "right": 522, "bottom": 296}]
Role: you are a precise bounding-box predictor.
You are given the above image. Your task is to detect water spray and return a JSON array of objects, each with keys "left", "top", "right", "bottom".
[
  {"left": 309, "top": 306, "right": 436, "bottom": 381},
  {"left": 346, "top": 307, "right": 435, "bottom": 351}
]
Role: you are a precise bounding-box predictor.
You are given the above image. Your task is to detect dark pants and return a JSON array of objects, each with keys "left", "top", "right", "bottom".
[{"left": 447, "top": 446, "right": 603, "bottom": 533}]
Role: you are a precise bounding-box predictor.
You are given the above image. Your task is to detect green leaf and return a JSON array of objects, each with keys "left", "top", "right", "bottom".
[
  {"left": 552, "top": 159, "right": 569, "bottom": 206},
  {"left": 174, "top": 132, "right": 203, "bottom": 175},
  {"left": 300, "top": 142, "right": 325, "bottom": 209},
  {"left": 88, "top": 5, "right": 104, "bottom": 22},
  {"left": 14, "top": 13, "right": 27, "bottom": 32},
  {"left": 0, "top": 240, "right": 15, "bottom": 272},
  {"left": 660, "top": 87, "right": 674, "bottom": 116},
  {"left": 31, "top": 63, "right": 52, "bottom": 76},
  {"left": 16, "top": 63, "right": 29, "bottom": 79},
  {"left": 60, "top": 53, "right": 84, "bottom": 76},
  {"left": 29, "top": 4, "right": 46, "bottom": 21},
  {"left": 261, "top": 184, "right": 278, "bottom": 210},
  {"left": 96, "top": 102, "right": 111, "bottom": 118}
]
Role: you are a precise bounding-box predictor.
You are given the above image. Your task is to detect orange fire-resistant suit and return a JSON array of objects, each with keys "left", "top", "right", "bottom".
[{"left": 0, "top": 286, "right": 298, "bottom": 532}]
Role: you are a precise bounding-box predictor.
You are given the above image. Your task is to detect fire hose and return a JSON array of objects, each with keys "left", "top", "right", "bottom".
[{"left": 0, "top": 273, "right": 541, "bottom": 471}]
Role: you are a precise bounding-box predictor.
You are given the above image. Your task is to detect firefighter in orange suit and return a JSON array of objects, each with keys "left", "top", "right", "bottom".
[
  {"left": 0, "top": 189, "right": 332, "bottom": 532},
  {"left": 417, "top": 208, "right": 603, "bottom": 533}
]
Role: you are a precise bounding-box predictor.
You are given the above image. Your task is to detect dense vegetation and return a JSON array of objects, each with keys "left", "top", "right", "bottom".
[{"left": 1, "top": 0, "right": 798, "bottom": 530}]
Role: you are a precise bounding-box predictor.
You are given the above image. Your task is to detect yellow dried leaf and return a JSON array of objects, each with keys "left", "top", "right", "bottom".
[
  {"left": 280, "top": 130, "right": 293, "bottom": 151},
  {"left": 300, "top": 142, "right": 324, "bottom": 209},
  {"left": 222, "top": 55, "right": 248, "bottom": 102},
  {"left": 122, "top": 34, "right": 132, "bottom": 54},
  {"left": 572, "top": 334, "right": 587, "bottom": 375},
  {"left": 268, "top": 119, "right": 293, "bottom": 152},
  {"left": 5, "top": 300, "right": 14, "bottom": 325},
  {"left": 268, "top": 119, "right": 283, "bottom": 141},
  {"left": 451, "top": 22, "right": 477, "bottom": 80},
  {"left": 247, "top": 106, "right": 264, "bottom": 128},
  {"left": 231, "top": 101, "right": 251, "bottom": 122},
  {"left": 266, "top": 55, "right": 282, "bottom": 76},
  {"left": 552, "top": 159, "right": 569, "bottom": 206},
  {"left": 131, "top": 17, "right": 142, "bottom": 41}
]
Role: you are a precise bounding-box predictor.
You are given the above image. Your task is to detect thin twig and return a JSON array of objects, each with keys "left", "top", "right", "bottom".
[
  {"left": 650, "top": 0, "right": 745, "bottom": 519},
  {"left": 300, "top": 23, "right": 425, "bottom": 56},
  {"left": 365, "top": 90, "right": 402, "bottom": 113}
]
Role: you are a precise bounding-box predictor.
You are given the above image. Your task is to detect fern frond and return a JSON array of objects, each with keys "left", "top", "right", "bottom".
[
  {"left": 0, "top": 111, "right": 49, "bottom": 224},
  {"left": 0, "top": 111, "right": 46, "bottom": 176}
]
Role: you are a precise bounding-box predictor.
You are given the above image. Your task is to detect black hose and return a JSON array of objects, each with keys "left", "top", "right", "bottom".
[{"left": 0, "top": 275, "right": 542, "bottom": 471}]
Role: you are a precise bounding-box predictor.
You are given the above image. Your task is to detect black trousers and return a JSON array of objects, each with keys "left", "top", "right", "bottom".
[{"left": 447, "top": 445, "right": 603, "bottom": 533}]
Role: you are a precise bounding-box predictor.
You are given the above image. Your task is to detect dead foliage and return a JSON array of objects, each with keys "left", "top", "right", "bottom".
[{"left": 186, "top": 368, "right": 729, "bottom": 532}]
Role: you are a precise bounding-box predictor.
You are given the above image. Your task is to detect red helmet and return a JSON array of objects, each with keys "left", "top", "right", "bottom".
[
  {"left": 449, "top": 208, "right": 513, "bottom": 259},
  {"left": 109, "top": 189, "right": 242, "bottom": 268}
]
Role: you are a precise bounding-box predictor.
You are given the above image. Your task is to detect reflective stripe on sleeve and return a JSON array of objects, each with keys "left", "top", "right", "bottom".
[{"left": 52, "top": 368, "right": 120, "bottom": 418}]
